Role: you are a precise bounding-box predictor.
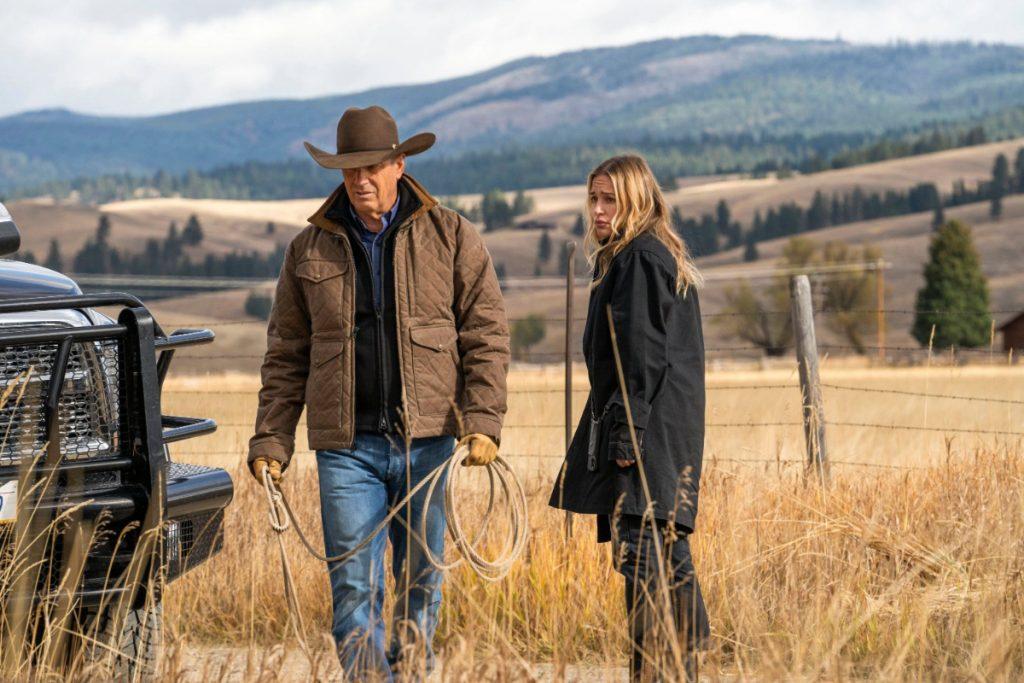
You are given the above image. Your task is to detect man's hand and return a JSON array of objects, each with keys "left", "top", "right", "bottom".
[
  {"left": 458, "top": 433, "right": 498, "bottom": 467},
  {"left": 251, "top": 457, "right": 283, "bottom": 485}
]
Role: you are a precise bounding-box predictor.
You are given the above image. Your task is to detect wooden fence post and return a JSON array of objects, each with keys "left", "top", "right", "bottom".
[
  {"left": 876, "top": 258, "right": 886, "bottom": 362},
  {"left": 790, "top": 275, "right": 829, "bottom": 485},
  {"left": 564, "top": 242, "right": 577, "bottom": 537}
]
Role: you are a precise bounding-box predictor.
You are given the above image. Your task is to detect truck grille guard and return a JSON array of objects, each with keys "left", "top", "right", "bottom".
[
  {"left": 0, "top": 293, "right": 216, "bottom": 479},
  {"left": 0, "top": 293, "right": 227, "bottom": 604}
]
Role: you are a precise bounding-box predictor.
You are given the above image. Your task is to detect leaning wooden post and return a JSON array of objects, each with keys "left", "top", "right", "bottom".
[
  {"left": 876, "top": 259, "right": 886, "bottom": 362},
  {"left": 564, "top": 242, "right": 577, "bottom": 537},
  {"left": 790, "top": 275, "right": 829, "bottom": 485}
]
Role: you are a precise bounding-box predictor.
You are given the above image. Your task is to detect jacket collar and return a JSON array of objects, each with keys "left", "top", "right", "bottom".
[{"left": 308, "top": 174, "right": 438, "bottom": 236}]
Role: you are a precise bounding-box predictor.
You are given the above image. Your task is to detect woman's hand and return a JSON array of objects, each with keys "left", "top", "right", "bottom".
[{"left": 615, "top": 458, "right": 635, "bottom": 468}]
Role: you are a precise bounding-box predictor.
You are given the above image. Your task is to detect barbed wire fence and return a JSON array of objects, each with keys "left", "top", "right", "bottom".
[
  {"left": 152, "top": 250, "right": 1023, "bottom": 476},
  {"left": 164, "top": 373, "right": 1024, "bottom": 464}
]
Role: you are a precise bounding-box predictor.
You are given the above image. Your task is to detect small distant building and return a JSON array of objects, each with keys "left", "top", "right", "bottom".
[{"left": 998, "top": 312, "right": 1024, "bottom": 352}]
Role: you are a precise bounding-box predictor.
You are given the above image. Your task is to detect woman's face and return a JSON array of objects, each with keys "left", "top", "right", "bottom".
[{"left": 589, "top": 174, "right": 617, "bottom": 241}]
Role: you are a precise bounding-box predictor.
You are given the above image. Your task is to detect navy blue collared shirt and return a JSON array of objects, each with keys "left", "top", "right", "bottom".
[{"left": 350, "top": 198, "right": 399, "bottom": 309}]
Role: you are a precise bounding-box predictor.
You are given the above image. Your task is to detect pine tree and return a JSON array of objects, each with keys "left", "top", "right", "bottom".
[
  {"left": 266, "top": 221, "right": 276, "bottom": 235},
  {"left": 512, "top": 190, "right": 535, "bottom": 216},
  {"left": 830, "top": 196, "right": 842, "bottom": 226},
  {"left": 990, "top": 194, "right": 1002, "bottom": 219},
  {"left": 143, "top": 239, "right": 162, "bottom": 272},
  {"left": 1015, "top": 148, "right": 1024, "bottom": 193},
  {"left": 991, "top": 153, "right": 1009, "bottom": 219},
  {"left": 672, "top": 209, "right": 718, "bottom": 257},
  {"left": 572, "top": 213, "right": 585, "bottom": 236},
  {"left": 44, "top": 239, "right": 63, "bottom": 272},
  {"left": 96, "top": 215, "right": 111, "bottom": 244},
  {"left": 481, "top": 190, "right": 513, "bottom": 231},
  {"left": 163, "top": 221, "right": 183, "bottom": 272},
  {"left": 912, "top": 220, "right": 991, "bottom": 349},
  {"left": 715, "top": 200, "right": 740, "bottom": 247},
  {"left": 806, "top": 190, "right": 829, "bottom": 231},
  {"left": 537, "top": 229, "right": 552, "bottom": 264},
  {"left": 742, "top": 233, "right": 759, "bottom": 262},
  {"left": 931, "top": 204, "right": 945, "bottom": 231},
  {"left": 182, "top": 214, "right": 204, "bottom": 245}
]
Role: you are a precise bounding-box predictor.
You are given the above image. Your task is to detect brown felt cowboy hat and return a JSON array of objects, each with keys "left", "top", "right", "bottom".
[{"left": 303, "top": 105, "right": 435, "bottom": 170}]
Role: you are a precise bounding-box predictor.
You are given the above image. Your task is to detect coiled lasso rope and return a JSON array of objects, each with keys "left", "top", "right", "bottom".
[{"left": 259, "top": 445, "right": 529, "bottom": 645}]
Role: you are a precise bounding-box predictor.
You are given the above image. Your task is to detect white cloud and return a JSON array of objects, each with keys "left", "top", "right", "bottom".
[{"left": 1, "top": 0, "right": 1021, "bottom": 117}]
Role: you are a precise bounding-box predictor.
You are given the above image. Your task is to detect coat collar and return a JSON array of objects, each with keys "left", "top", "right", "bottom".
[{"left": 307, "top": 174, "right": 438, "bottom": 236}]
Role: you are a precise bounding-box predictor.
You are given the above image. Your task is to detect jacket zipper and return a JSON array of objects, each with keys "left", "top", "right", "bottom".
[{"left": 352, "top": 234, "right": 391, "bottom": 433}]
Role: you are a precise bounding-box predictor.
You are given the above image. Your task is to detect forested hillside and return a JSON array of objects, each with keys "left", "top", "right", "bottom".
[{"left": 3, "top": 35, "right": 1024, "bottom": 194}]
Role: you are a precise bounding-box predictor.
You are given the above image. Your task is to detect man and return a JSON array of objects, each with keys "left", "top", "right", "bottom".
[{"left": 247, "top": 106, "right": 509, "bottom": 678}]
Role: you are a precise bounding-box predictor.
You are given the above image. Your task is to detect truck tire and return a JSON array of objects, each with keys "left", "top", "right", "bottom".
[{"left": 83, "top": 602, "right": 162, "bottom": 680}]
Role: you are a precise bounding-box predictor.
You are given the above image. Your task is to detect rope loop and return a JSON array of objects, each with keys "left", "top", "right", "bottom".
[
  {"left": 261, "top": 446, "right": 529, "bottom": 581},
  {"left": 261, "top": 468, "right": 290, "bottom": 533}
]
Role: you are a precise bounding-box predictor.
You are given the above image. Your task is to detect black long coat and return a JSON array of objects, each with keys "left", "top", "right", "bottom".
[{"left": 549, "top": 233, "right": 705, "bottom": 533}]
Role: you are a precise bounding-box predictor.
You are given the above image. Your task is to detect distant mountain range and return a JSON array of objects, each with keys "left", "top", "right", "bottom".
[{"left": 3, "top": 34, "right": 1024, "bottom": 193}]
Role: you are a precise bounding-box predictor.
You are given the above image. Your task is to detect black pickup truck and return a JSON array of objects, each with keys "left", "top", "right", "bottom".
[{"left": 0, "top": 203, "right": 233, "bottom": 677}]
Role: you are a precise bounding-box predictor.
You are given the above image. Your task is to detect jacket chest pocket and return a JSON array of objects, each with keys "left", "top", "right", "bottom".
[
  {"left": 409, "top": 323, "right": 459, "bottom": 416},
  {"left": 296, "top": 259, "right": 349, "bottom": 332},
  {"left": 410, "top": 243, "right": 455, "bottom": 316}
]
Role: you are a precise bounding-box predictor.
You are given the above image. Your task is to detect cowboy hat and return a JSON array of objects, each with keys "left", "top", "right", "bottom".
[{"left": 303, "top": 105, "right": 435, "bottom": 170}]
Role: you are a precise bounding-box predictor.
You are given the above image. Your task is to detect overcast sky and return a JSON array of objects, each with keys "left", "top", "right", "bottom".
[{"left": 2, "top": 0, "right": 1022, "bottom": 118}]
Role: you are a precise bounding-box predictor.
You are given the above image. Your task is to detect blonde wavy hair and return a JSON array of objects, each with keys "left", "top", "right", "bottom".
[{"left": 585, "top": 155, "right": 703, "bottom": 293}]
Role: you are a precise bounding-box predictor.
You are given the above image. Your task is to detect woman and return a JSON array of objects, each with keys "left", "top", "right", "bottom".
[{"left": 549, "top": 155, "right": 709, "bottom": 681}]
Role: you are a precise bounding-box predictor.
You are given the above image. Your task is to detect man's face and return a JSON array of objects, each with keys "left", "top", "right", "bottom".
[{"left": 342, "top": 155, "right": 405, "bottom": 218}]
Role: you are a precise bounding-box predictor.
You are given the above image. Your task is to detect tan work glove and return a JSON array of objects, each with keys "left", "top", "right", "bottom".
[
  {"left": 250, "top": 457, "right": 283, "bottom": 485},
  {"left": 458, "top": 433, "right": 498, "bottom": 467}
]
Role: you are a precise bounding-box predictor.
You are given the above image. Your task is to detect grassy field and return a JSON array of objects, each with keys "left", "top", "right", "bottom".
[
  {"left": 132, "top": 192, "right": 1024, "bottom": 376},
  {"left": 152, "top": 363, "right": 1024, "bottom": 680}
]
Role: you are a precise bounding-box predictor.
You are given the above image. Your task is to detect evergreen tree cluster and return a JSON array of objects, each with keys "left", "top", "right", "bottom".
[
  {"left": 672, "top": 200, "right": 742, "bottom": 258},
  {"left": 479, "top": 189, "right": 535, "bottom": 231},
  {"left": 680, "top": 147, "right": 1024, "bottom": 258},
  {"left": 805, "top": 126, "right": 989, "bottom": 171},
  {"left": 12, "top": 112, "right": 1024, "bottom": 204},
  {"left": 50, "top": 214, "right": 285, "bottom": 278}
]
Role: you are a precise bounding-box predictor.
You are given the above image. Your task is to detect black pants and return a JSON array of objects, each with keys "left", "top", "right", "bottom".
[{"left": 612, "top": 514, "right": 710, "bottom": 682}]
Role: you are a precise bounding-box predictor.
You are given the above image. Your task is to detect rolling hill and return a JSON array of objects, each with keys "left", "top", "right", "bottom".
[
  {"left": 138, "top": 193, "right": 1024, "bottom": 374},
  {"left": 7, "top": 136, "right": 1021, "bottom": 277},
  {"left": 3, "top": 35, "right": 1024, "bottom": 192},
  {"left": 7, "top": 139, "right": 1020, "bottom": 371}
]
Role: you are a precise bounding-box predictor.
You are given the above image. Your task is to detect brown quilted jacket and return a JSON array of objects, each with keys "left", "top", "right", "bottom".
[{"left": 247, "top": 175, "right": 510, "bottom": 469}]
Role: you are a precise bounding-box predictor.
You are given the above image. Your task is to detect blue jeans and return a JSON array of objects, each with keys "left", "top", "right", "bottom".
[{"left": 316, "top": 434, "right": 453, "bottom": 680}]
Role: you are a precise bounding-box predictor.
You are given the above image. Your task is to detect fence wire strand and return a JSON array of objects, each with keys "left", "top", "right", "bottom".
[
  {"left": 168, "top": 308, "right": 1022, "bottom": 328},
  {"left": 174, "top": 449, "right": 930, "bottom": 472},
  {"left": 160, "top": 304, "right": 1023, "bottom": 472}
]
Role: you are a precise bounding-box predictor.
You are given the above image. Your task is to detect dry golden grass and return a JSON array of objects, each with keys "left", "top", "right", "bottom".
[
  {"left": 163, "top": 363, "right": 1024, "bottom": 475},
  {"left": 151, "top": 364, "right": 1024, "bottom": 680}
]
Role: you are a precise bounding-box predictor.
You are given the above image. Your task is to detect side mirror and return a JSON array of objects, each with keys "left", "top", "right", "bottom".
[{"left": 0, "top": 203, "right": 22, "bottom": 257}]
